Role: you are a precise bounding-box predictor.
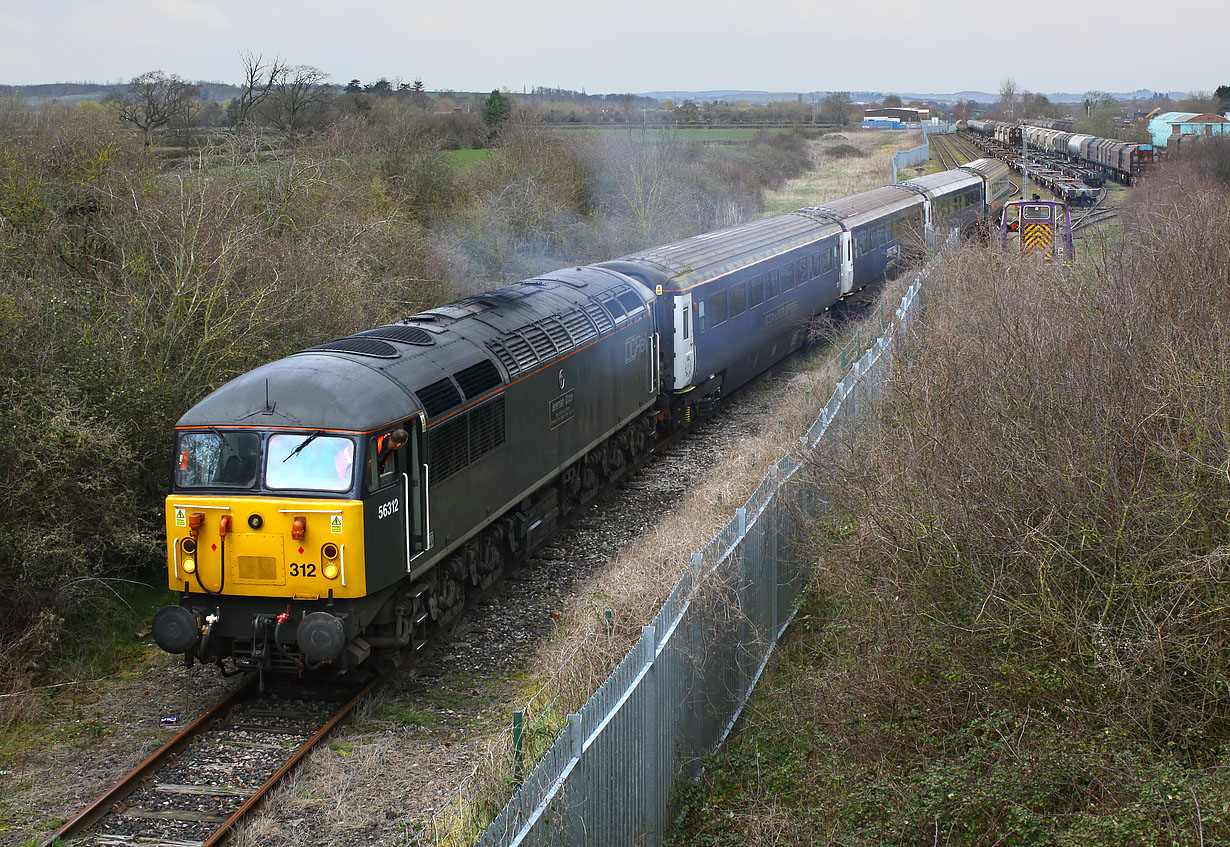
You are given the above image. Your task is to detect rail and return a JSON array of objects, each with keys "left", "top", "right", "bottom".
[
  {"left": 470, "top": 255, "right": 935, "bottom": 847},
  {"left": 43, "top": 677, "right": 374, "bottom": 846}
]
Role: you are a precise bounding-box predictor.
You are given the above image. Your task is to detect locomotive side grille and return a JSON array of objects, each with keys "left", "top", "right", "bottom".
[
  {"left": 584, "top": 303, "right": 615, "bottom": 335},
  {"left": 453, "top": 359, "right": 503, "bottom": 400},
  {"left": 541, "top": 318, "right": 574, "bottom": 355},
  {"left": 503, "top": 333, "right": 538, "bottom": 373},
  {"left": 428, "top": 415, "right": 469, "bottom": 483},
  {"left": 522, "top": 324, "right": 558, "bottom": 362},
  {"left": 469, "top": 397, "right": 506, "bottom": 463},
  {"left": 486, "top": 341, "right": 520, "bottom": 378},
  {"left": 415, "top": 377, "right": 463, "bottom": 418},
  {"left": 561, "top": 309, "right": 598, "bottom": 345}
]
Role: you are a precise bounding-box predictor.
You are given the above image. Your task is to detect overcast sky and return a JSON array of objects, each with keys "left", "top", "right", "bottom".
[{"left": 0, "top": 0, "right": 1221, "bottom": 96}]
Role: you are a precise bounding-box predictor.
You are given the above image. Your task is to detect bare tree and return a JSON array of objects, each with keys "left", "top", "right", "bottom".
[
  {"left": 260, "top": 64, "right": 331, "bottom": 139},
  {"left": 114, "top": 71, "right": 200, "bottom": 145},
  {"left": 819, "top": 92, "right": 852, "bottom": 125},
  {"left": 230, "top": 51, "right": 287, "bottom": 126},
  {"left": 998, "top": 77, "right": 1019, "bottom": 118}
]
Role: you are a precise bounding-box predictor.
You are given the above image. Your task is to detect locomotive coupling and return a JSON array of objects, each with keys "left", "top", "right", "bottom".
[{"left": 153, "top": 605, "right": 201, "bottom": 654}]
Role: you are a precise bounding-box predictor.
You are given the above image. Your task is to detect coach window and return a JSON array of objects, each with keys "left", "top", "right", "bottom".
[
  {"left": 697, "top": 300, "right": 706, "bottom": 333},
  {"left": 782, "top": 263, "right": 794, "bottom": 289},
  {"left": 797, "top": 258, "right": 808, "bottom": 283},
  {"left": 771, "top": 268, "right": 785, "bottom": 293},
  {"left": 709, "top": 291, "right": 727, "bottom": 326},
  {"left": 766, "top": 270, "right": 779, "bottom": 300},
  {"left": 749, "top": 277, "right": 764, "bottom": 308},
  {"left": 730, "top": 282, "right": 747, "bottom": 316}
]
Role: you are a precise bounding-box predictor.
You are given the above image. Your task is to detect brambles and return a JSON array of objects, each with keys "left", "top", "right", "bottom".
[{"left": 676, "top": 153, "right": 1230, "bottom": 845}]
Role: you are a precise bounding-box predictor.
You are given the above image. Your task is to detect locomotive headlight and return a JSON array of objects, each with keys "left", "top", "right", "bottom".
[
  {"left": 323, "top": 562, "right": 339, "bottom": 580},
  {"left": 248, "top": 513, "right": 263, "bottom": 530},
  {"left": 182, "top": 538, "right": 196, "bottom": 554},
  {"left": 183, "top": 556, "right": 196, "bottom": 574}
]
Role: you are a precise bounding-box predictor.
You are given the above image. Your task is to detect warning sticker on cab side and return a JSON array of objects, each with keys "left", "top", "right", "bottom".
[
  {"left": 330, "top": 515, "right": 343, "bottom": 534},
  {"left": 175, "top": 508, "right": 186, "bottom": 527}
]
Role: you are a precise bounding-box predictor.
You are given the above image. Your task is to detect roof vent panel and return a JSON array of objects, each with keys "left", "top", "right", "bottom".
[{"left": 307, "top": 338, "right": 400, "bottom": 358}]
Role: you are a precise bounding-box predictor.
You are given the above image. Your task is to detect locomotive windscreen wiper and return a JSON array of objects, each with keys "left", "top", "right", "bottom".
[{"left": 282, "top": 431, "right": 321, "bottom": 462}]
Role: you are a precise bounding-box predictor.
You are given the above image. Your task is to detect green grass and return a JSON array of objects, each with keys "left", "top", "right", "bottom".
[
  {"left": 441, "top": 148, "right": 490, "bottom": 170},
  {"left": 0, "top": 581, "right": 174, "bottom": 760},
  {"left": 672, "top": 592, "right": 1230, "bottom": 847}
]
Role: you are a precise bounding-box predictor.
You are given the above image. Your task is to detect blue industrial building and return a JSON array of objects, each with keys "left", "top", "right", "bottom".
[{"left": 1147, "top": 112, "right": 1230, "bottom": 148}]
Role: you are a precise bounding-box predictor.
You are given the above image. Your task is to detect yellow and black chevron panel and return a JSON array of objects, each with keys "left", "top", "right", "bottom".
[{"left": 1022, "top": 222, "right": 1055, "bottom": 258}]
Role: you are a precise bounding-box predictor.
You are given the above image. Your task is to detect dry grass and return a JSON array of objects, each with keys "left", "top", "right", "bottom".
[{"left": 762, "top": 130, "right": 922, "bottom": 213}]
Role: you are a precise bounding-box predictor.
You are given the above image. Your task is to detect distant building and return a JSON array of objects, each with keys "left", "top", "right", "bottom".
[
  {"left": 861, "top": 118, "right": 902, "bottom": 130},
  {"left": 1147, "top": 112, "right": 1230, "bottom": 148},
  {"left": 863, "top": 107, "right": 930, "bottom": 123}
]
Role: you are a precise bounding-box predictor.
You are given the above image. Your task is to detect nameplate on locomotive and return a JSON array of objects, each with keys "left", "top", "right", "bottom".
[{"left": 549, "top": 390, "right": 576, "bottom": 430}]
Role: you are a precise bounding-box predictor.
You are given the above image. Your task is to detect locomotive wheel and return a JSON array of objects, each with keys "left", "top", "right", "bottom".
[{"left": 477, "top": 529, "right": 503, "bottom": 589}]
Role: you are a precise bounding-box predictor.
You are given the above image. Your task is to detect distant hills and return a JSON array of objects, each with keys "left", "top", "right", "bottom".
[
  {"left": 5, "top": 81, "right": 1193, "bottom": 107},
  {"left": 639, "top": 89, "right": 1191, "bottom": 105}
]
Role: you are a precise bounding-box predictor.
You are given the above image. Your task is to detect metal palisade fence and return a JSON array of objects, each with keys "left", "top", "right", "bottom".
[
  {"left": 891, "top": 122, "right": 955, "bottom": 182},
  {"left": 472, "top": 271, "right": 928, "bottom": 847}
]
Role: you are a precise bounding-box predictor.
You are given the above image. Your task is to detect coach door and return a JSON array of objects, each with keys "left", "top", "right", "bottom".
[
  {"left": 672, "top": 292, "right": 695, "bottom": 389},
  {"left": 839, "top": 230, "right": 854, "bottom": 295}
]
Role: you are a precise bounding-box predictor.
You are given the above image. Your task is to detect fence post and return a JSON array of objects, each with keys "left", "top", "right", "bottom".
[
  {"left": 642, "top": 624, "right": 660, "bottom": 847},
  {"left": 567, "top": 712, "right": 585, "bottom": 846},
  {"left": 512, "top": 710, "right": 524, "bottom": 784},
  {"left": 735, "top": 507, "right": 749, "bottom": 703}
]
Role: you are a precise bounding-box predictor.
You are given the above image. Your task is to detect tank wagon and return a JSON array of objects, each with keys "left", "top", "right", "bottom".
[
  {"left": 967, "top": 120, "right": 1152, "bottom": 184},
  {"left": 153, "top": 159, "right": 1014, "bottom": 680}
]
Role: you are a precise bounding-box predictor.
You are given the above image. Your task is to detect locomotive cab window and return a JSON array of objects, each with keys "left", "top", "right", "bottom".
[
  {"left": 266, "top": 433, "right": 356, "bottom": 493},
  {"left": 366, "top": 431, "right": 403, "bottom": 492},
  {"left": 175, "top": 431, "right": 261, "bottom": 489},
  {"left": 617, "top": 291, "right": 645, "bottom": 316}
]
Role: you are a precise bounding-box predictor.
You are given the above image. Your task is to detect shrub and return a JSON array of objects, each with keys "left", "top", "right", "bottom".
[{"left": 812, "top": 155, "right": 1230, "bottom": 749}]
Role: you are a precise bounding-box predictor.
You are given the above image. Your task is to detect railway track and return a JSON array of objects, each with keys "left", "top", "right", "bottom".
[
  {"left": 929, "top": 133, "right": 960, "bottom": 170},
  {"left": 41, "top": 677, "right": 373, "bottom": 847},
  {"left": 928, "top": 132, "right": 982, "bottom": 171}
]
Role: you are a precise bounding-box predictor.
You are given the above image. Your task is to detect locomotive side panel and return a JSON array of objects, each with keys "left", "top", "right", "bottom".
[{"left": 423, "top": 301, "right": 655, "bottom": 564}]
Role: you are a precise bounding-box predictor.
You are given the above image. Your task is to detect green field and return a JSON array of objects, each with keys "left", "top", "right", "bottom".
[{"left": 440, "top": 148, "right": 491, "bottom": 169}]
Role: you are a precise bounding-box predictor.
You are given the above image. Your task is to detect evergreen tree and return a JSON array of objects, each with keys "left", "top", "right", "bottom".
[{"left": 482, "top": 89, "right": 511, "bottom": 127}]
